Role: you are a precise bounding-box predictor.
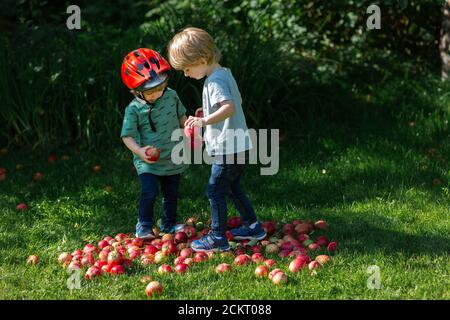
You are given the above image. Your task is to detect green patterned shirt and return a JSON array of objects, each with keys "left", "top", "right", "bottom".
[{"left": 120, "top": 88, "right": 188, "bottom": 176}]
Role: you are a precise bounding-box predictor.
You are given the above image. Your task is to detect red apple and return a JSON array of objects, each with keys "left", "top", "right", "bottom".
[
  {"left": 308, "top": 261, "right": 321, "bottom": 270},
  {"left": 154, "top": 251, "right": 168, "bottom": 264},
  {"left": 115, "top": 233, "right": 129, "bottom": 243},
  {"left": 101, "top": 263, "right": 113, "bottom": 274},
  {"left": 215, "top": 263, "right": 232, "bottom": 273},
  {"left": 297, "top": 234, "right": 309, "bottom": 243},
  {"left": 227, "top": 216, "right": 243, "bottom": 229},
  {"left": 184, "top": 125, "right": 200, "bottom": 138},
  {"left": 141, "top": 254, "right": 155, "bottom": 266},
  {"left": 272, "top": 272, "right": 288, "bottom": 285},
  {"left": 92, "top": 165, "right": 102, "bottom": 173},
  {"left": 193, "top": 252, "right": 208, "bottom": 263},
  {"left": 327, "top": 242, "right": 337, "bottom": 252},
  {"left": 174, "top": 231, "right": 188, "bottom": 244},
  {"left": 174, "top": 263, "right": 189, "bottom": 273},
  {"left": 94, "top": 260, "right": 107, "bottom": 269},
  {"left": 161, "top": 234, "right": 173, "bottom": 242},
  {"left": 282, "top": 223, "right": 295, "bottom": 235},
  {"left": 234, "top": 254, "right": 251, "bottom": 266},
  {"left": 308, "top": 243, "right": 320, "bottom": 251},
  {"left": 250, "top": 245, "right": 262, "bottom": 254},
  {"left": 289, "top": 257, "right": 307, "bottom": 272},
  {"left": 85, "top": 267, "right": 102, "bottom": 280},
  {"left": 110, "top": 265, "right": 125, "bottom": 275},
  {"left": 144, "top": 244, "right": 158, "bottom": 255},
  {"left": 71, "top": 249, "right": 83, "bottom": 258},
  {"left": 255, "top": 265, "right": 269, "bottom": 277},
  {"left": 316, "top": 236, "right": 330, "bottom": 247},
  {"left": 179, "top": 248, "right": 193, "bottom": 259},
  {"left": 145, "top": 281, "right": 163, "bottom": 298},
  {"left": 83, "top": 243, "right": 98, "bottom": 254},
  {"left": 295, "top": 223, "right": 310, "bottom": 235},
  {"left": 183, "top": 225, "right": 197, "bottom": 238},
  {"left": 68, "top": 261, "right": 82, "bottom": 271},
  {"left": 158, "top": 264, "right": 173, "bottom": 274},
  {"left": 58, "top": 252, "right": 73, "bottom": 266},
  {"left": 262, "top": 221, "right": 276, "bottom": 236},
  {"left": 263, "top": 259, "right": 277, "bottom": 268},
  {"left": 81, "top": 255, "right": 95, "bottom": 267},
  {"left": 132, "top": 237, "right": 144, "bottom": 248},
  {"left": 145, "top": 147, "right": 161, "bottom": 162},
  {"left": 195, "top": 109, "right": 204, "bottom": 118},
  {"left": 280, "top": 242, "right": 294, "bottom": 252},
  {"left": 16, "top": 203, "right": 28, "bottom": 211},
  {"left": 251, "top": 253, "right": 265, "bottom": 263},
  {"left": 174, "top": 257, "right": 186, "bottom": 265},
  {"left": 315, "top": 255, "right": 331, "bottom": 266},
  {"left": 161, "top": 242, "right": 177, "bottom": 256},
  {"left": 278, "top": 250, "right": 291, "bottom": 258},
  {"left": 107, "top": 251, "right": 123, "bottom": 266},
  {"left": 314, "top": 220, "right": 328, "bottom": 230},
  {"left": 268, "top": 268, "right": 283, "bottom": 281},
  {"left": 98, "top": 240, "right": 109, "bottom": 249},
  {"left": 265, "top": 243, "right": 279, "bottom": 254},
  {"left": 26, "top": 255, "right": 39, "bottom": 265}
]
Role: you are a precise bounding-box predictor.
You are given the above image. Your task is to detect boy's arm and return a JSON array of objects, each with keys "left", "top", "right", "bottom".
[
  {"left": 179, "top": 115, "right": 188, "bottom": 127},
  {"left": 122, "top": 136, "right": 157, "bottom": 164},
  {"left": 185, "top": 100, "right": 235, "bottom": 128}
]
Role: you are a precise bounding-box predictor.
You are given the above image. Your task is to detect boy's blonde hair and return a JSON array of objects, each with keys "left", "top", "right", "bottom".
[{"left": 167, "top": 27, "right": 221, "bottom": 70}]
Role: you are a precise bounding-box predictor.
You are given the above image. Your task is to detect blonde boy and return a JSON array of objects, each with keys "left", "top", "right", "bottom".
[{"left": 168, "top": 28, "right": 266, "bottom": 252}]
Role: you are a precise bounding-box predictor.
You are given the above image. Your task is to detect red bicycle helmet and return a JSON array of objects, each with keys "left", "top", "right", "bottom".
[{"left": 121, "top": 48, "right": 171, "bottom": 91}]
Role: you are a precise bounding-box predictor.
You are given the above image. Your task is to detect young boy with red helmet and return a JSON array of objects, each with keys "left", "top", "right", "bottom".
[{"left": 120, "top": 48, "right": 188, "bottom": 239}]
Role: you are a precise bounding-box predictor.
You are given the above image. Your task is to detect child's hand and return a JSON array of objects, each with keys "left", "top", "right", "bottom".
[
  {"left": 185, "top": 116, "right": 205, "bottom": 129},
  {"left": 137, "top": 146, "right": 158, "bottom": 164}
]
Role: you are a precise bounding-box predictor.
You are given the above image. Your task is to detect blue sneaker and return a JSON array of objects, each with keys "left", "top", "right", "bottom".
[
  {"left": 160, "top": 224, "right": 185, "bottom": 235},
  {"left": 135, "top": 222, "right": 155, "bottom": 239},
  {"left": 230, "top": 221, "right": 267, "bottom": 240},
  {"left": 191, "top": 233, "right": 230, "bottom": 252}
]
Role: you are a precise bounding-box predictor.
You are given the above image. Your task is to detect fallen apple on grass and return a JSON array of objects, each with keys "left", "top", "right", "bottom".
[
  {"left": 174, "top": 263, "right": 189, "bottom": 274},
  {"left": 255, "top": 265, "right": 269, "bottom": 277},
  {"left": 158, "top": 264, "right": 173, "bottom": 274},
  {"left": 215, "top": 263, "right": 232, "bottom": 273},
  {"left": 234, "top": 254, "right": 251, "bottom": 266},
  {"left": 16, "top": 203, "right": 28, "bottom": 211},
  {"left": 26, "top": 255, "right": 39, "bottom": 265},
  {"left": 315, "top": 255, "right": 331, "bottom": 266},
  {"left": 85, "top": 267, "right": 102, "bottom": 280},
  {"left": 271, "top": 271, "right": 288, "bottom": 285},
  {"left": 268, "top": 269, "right": 283, "bottom": 281},
  {"left": 145, "top": 281, "right": 163, "bottom": 298}
]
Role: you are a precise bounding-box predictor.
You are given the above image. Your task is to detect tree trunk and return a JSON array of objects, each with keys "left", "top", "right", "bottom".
[{"left": 441, "top": 0, "right": 450, "bottom": 80}]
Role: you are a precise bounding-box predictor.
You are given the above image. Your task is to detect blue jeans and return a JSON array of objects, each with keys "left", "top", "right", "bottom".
[
  {"left": 207, "top": 152, "right": 257, "bottom": 237},
  {"left": 138, "top": 173, "right": 180, "bottom": 231}
]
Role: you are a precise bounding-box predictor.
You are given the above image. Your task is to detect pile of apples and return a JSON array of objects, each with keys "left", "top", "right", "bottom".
[{"left": 51, "top": 216, "right": 337, "bottom": 298}]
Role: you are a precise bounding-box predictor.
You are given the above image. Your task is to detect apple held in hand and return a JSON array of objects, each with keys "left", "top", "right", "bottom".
[
  {"left": 184, "top": 125, "right": 200, "bottom": 139},
  {"left": 145, "top": 147, "right": 161, "bottom": 162}
]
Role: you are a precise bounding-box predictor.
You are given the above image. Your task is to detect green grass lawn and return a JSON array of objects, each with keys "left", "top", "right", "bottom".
[{"left": 0, "top": 118, "right": 449, "bottom": 300}]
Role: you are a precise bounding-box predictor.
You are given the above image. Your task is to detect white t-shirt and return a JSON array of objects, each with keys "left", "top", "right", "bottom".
[{"left": 202, "top": 67, "right": 253, "bottom": 156}]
